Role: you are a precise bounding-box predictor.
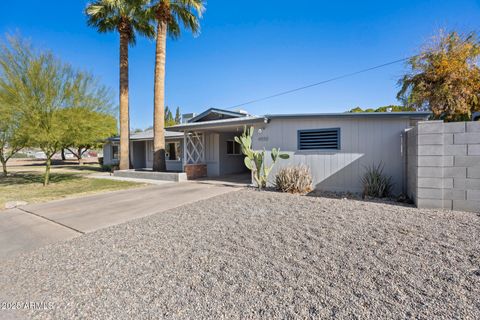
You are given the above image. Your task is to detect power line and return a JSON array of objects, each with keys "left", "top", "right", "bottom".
[{"left": 227, "top": 56, "right": 411, "bottom": 110}]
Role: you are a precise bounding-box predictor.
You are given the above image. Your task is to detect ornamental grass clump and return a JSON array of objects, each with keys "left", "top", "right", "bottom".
[
  {"left": 275, "top": 165, "right": 313, "bottom": 194},
  {"left": 361, "top": 162, "right": 393, "bottom": 198}
]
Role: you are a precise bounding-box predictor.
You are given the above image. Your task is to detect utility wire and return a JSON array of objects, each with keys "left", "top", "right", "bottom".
[{"left": 227, "top": 56, "right": 411, "bottom": 110}]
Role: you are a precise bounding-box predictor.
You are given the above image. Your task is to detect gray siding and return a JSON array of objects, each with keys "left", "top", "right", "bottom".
[
  {"left": 218, "top": 133, "right": 248, "bottom": 175},
  {"left": 132, "top": 141, "right": 146, "bottom": 168},
  {"left": 103, "top": 142, "right": 113, "bottom": 165},
  {"left": 203, "top": 132, "right": 248, "bottom": 176},
  {"left": 102, "top": 142, "right": 118, "bottom": 166},
  {"left": 104, "top": 139, "right": 183, "bottom": 171},
  {"left": 251, "top": 117, "right": 410, "bottom": 194},
  {"left": 205, "top": 133, "right": 220, "bottom": 176},
  {"left": 145, "top": 139, "right": 183, "bottom": 171},
  {"left": 145, "top": 140, "right": 153, "bottom": 168}
]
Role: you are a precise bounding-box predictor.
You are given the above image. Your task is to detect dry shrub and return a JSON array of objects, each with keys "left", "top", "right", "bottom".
[{"left": 275, "top": 165, "right": 313, "bottom": 194}]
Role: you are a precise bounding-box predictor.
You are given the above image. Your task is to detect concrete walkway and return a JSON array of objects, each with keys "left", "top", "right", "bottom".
[
  {"left": 0, "top": 208, "right": 79, "bottom": 260},
  {"left": 0, "top": 182, "right": 239, "bottom": 260}
]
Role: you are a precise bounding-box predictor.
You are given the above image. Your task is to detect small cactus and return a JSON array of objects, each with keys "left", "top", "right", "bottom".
[{"left": 235, "top": 126, "right": 289, "bottom": 189}]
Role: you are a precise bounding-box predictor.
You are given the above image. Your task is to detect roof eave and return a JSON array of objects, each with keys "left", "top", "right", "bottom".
[
  {"left": 187, "top": 108, "right": 247, "bottom": 123},
  {"left": 166, "top": 117, "right": 267, "bottom": 132},
  {"left": 107, "top": 135, "right": 183, "bottom": 142},
  {"left": 266, "top": 112, "right": 431, "bottom": 119}
]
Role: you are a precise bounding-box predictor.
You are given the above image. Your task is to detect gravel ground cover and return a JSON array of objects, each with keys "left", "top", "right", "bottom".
[{"left": 0, "top": 189, "right": 479, "bottom": 319}]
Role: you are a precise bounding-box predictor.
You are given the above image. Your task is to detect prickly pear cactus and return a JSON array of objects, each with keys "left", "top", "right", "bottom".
[{"left": 235, "top": 126, "right": 289, "bottom": 189}]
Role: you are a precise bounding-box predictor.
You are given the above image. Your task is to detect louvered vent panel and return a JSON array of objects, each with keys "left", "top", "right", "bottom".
[{"left": 298, "top": 128, "right": 340, "bottom": 150}]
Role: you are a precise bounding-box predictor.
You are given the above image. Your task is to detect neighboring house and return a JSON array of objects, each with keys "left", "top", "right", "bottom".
[{"left": 103, "top": 107, "right": 430, "bottom": 194}]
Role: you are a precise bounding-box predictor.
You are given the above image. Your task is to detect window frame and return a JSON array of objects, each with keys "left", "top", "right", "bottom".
[
  {"left": 112, "top": 145, "right": 119, "bottom": 160},
  {"left": 165, "top": 142, "right": 181, "bottom": 161},
  {"left": 297, "top": 127, "right": 341, "bottom": 151},
  {"left": 226, "top": 140, "right": 242, "bottom": 155}
]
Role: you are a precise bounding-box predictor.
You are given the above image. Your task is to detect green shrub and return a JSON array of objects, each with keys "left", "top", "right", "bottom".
[
  {"left": 98, "top": 156, "right": 104, "bottom": 166},
  {"left": 362, "top": 162, "right": 393, "bottom": 198},
  {"left": 275, "top": 165, "right": 313, "bottom": 194}
]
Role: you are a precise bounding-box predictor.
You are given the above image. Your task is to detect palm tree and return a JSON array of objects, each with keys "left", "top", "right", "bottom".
[
  {"left": 150, "top": 0, "right": 205, "bottom": 171},
  {"left": 86, "top": 0, "right": 154, "bottom": 170}
]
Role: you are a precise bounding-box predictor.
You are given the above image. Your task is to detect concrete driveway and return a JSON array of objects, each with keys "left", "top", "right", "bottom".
[{"left": 0, "top": 182, "right": 238, "bottom": 260}]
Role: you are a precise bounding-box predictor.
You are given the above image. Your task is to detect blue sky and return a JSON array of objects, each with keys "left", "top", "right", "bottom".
[{"left": 1, "top": 1, "right": 479, "bottom": 129}]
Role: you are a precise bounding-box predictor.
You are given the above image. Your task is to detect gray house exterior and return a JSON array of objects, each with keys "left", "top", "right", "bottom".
[
  {"left": 103, "top": 108, "right": 430, "bottom": 195},
  {"left": 103, "top": 130, "right": 184, "bottom": 172}
]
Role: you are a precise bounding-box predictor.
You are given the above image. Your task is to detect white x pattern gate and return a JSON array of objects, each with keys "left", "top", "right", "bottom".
[{"left": 184, "top": 131, "right": 205, "bottom": 164}]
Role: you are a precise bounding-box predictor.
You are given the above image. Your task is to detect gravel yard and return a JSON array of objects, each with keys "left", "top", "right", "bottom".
[{"left": 1, "top": 189, "right": 479, "bottom": 319}]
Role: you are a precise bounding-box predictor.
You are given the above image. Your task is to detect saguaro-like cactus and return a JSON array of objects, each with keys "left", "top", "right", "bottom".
[{"left": 235, "top": 126, "right": 289, "bottom": 189}]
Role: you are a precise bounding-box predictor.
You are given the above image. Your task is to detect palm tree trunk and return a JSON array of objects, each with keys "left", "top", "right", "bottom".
[
  {"left": 119, "top": 30, "right": 130, "bottom": 170},
  {"left": 152, "top": 21, "right": 167, "bottom": 172}
]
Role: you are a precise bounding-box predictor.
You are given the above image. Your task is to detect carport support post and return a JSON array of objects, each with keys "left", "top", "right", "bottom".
[
  {"left": 183, "top": 131, "right": 188, "bottom": 166},
  {"left": 201, "top": 132, "right": 205, "bottom": 163}
]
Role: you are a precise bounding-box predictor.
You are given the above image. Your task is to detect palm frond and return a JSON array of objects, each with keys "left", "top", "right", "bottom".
[
  {"left": 85, "top": 0, "right": 155, "bottom": 44},
  {"left": 167, "top": 19, "right": 181, "bottom": 39},
  {"left": 172, "top": 0, "right": 205, "bottom": 17},
  {"left": 146, "top": 0, "right": 204, "bottom": 38},
  {"left": 171, "top": 3, "right": 201, "bottom": 36},
  {"left": 132, "top": 9, "right": 156, "bottom": 39}
]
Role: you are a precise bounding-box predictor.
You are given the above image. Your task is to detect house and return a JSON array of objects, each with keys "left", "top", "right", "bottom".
[
  {"left": 103, "top": 108, "right": 430, "bottom": 194},
  {"left": 103, "top": 130, "right": 184, "bottom": 172}
]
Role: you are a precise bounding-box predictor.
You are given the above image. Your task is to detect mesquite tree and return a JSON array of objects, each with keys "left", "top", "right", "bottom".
[
  {"left": 62, "top": 107, "right": 117, "bottom": 164},
  {"left": 0, "top": 35, "right": 114, "bottom": 185},
  {"left": 0, "top": 36, "right": 30, "bottom": 175},
  {"left": 0, "top": 100, "right": 28, "bottom": 176}
]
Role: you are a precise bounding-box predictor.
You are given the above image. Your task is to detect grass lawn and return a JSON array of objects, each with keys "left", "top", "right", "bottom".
[
  {"left": 0, "top": 170, "right": 145, "bottom": 209},
  {"left": 6, "top": 158, "right": 104, "bottom": 175}
]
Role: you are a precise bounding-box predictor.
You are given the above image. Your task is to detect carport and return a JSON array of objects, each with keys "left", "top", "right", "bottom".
[{"left": 166, "top": 109, "right": 268, "bottom": 181}]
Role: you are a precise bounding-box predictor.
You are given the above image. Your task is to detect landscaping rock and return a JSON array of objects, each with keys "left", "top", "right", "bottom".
[{"left": 0, "top": 189, "right": 478, "bottom": 319}]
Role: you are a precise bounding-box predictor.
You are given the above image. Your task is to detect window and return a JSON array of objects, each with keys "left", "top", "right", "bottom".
[
  {"left": 298, "top": 128, "right": 340, "bottom": 150},
  {"left": 226, "top": 140, "right": 241, "bottom": 155},
  {"left": 166, "top": 142, "right": 181, "bottom": 160},
  {"left": 112, "top": 145, "right": 119, "bottom": 160}
]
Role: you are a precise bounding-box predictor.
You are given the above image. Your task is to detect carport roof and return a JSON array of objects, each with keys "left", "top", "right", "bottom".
[{"left": 165, "top": 116, "right": 267, "bottom": 132}]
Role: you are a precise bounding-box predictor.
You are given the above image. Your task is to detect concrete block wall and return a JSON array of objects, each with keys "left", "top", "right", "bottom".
[{"left": 406, "top": 121, "right": 480, "bottom": 212}]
